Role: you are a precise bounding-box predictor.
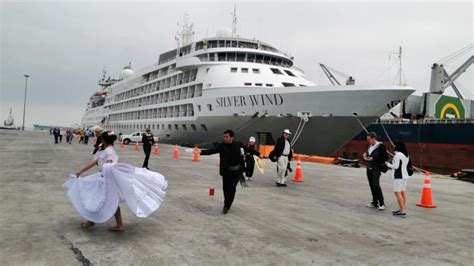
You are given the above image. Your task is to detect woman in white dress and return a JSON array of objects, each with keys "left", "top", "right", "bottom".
[{"left": 64, "top": 131, "right": 167, "bottom": 232}]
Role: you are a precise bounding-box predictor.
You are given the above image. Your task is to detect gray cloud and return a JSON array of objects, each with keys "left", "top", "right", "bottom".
[{"left": 1, "top": 1, "right": 472, "bottom": 128}]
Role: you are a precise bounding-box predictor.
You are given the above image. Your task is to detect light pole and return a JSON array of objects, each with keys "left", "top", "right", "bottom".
[{"left": 22, "top": 74, "right": 29, "bottom": 131}]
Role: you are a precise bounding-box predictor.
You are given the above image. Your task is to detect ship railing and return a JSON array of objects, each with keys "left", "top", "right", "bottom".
[{"left": 377, "top": 118, "right": 474, "bottom": 124}]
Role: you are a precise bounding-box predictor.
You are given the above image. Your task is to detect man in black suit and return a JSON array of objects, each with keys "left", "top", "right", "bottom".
[
  {"left": 363, "top": 132, "right": 389, "bottom": 210},
  {"left": 200, "top": 130, "right": 261, "bottom": 214},
  {"left": 142, "top": 128, "right": 155, "bottom": 169}
]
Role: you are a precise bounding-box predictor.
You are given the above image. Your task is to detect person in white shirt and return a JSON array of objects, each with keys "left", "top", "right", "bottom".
[{"left": 385, "top": 141, "right": 410, "bottom": 217}]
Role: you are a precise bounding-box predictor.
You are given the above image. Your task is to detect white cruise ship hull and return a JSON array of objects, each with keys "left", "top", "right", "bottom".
[{"left": 107, "top": 85, "right": 414, "bottom": 156}]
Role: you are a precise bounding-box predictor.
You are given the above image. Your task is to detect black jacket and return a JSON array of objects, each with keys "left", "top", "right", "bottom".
[
  {"left": 367, "top": 143, "right": 389, "bottom": 171},
  {"left": 201, "top": 141, "right": 259, "bottom": 176},
  {"left": 142, "top": 133, "right": 155, "bottom": 148},
  {"left": 272, "top": 137, "right": 293, "bottom": 161}
]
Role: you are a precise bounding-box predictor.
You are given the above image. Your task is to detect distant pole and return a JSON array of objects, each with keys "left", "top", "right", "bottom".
[{"left": 22, "top": 74, "right": 30, "bottom": 131}]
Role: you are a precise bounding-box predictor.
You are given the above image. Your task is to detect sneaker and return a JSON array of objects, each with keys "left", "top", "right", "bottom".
[
  {"left": 366, "top": 203, "right": 377, "bottom": 208},
  {"left": 275, "top": 182, "right": 282, "bottom": 187},
  {"left": 378, "top": 205, "right": 386, "bottom": 210},
  {"left": 393, "top": 211, "right": 406, "bottom": 218},
  {"left": 280, "top": 183, "right": 287, "bottom": 187},
  {"left": 245, "top": 177, "right": 250, "bottom": 181},
  {"left": 392, "top": 210, "right": 401, "bottom": 215}
]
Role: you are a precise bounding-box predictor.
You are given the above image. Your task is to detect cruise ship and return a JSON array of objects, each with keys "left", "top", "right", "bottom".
[{"left": 81, "top": 14, "right": 414, "bottom": 156}]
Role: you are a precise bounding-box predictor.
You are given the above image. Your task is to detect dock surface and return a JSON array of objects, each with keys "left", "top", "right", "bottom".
[{"left": 0, "top": 130, "right": 472, "bottom": 265}]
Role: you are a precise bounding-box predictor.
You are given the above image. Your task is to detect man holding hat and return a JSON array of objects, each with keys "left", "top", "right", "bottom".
[{"left": 272, "top": 129, "right": 293, "bottom": 187}]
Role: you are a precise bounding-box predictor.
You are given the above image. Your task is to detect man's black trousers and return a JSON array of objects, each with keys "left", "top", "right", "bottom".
[
  {"left": 222, "top": 173, "right": 241, "bottom": 209},
  {"left": 366, "top": 168, "right": 384, "bottom": 206},
  {"left": 143, "top": 146, "right": 151, "bottom": 168}
]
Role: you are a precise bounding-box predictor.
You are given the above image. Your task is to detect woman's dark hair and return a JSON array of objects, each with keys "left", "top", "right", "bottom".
[
  {"left": 101, "top": 131, "right": 117, "bottom": 145},
  {"left": 394, "top": 141, "right": 408, "bottom": 157}
]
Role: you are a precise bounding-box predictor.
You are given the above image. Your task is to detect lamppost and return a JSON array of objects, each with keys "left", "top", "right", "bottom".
[{"left": 22, "top": 74, "right": 30, "bottom": 131}]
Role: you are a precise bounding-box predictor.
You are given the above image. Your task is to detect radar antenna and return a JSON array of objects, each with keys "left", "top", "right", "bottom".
[{"left": 176, "top": 12, "right": 195, "bottom": 46}]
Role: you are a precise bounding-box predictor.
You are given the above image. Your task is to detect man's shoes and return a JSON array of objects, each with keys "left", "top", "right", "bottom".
[
  {"left": 366, "top": 203, "right": 378, "bottom": 208},
  {"left": 222, "top": 207, "right": 229, "bottom": 214},
  {"left": 378, "top": 205, "right": 386, "bottom": 210},
  {"left": 275, "top": 182, "right": 282, "bottom": 187},
  {"left": 280, "top": 183, "right": 287, "bottom": 187}
]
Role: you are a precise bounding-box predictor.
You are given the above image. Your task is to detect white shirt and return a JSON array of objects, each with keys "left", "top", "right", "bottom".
[
  {"left": 282, "top": 139, "right": 290, "bottom": 156},
  {"left": 368, "top": 141, "right": 381, "bottom": 156},
  {"left": 386, "top": 151, "right": 410, "bottom": 180},
  {"left": 94, "top": 146, "right": 119, "bottom": 170}
]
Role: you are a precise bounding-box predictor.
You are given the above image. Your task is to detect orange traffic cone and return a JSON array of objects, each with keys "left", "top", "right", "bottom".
[
  {"left": 173, "top": 145, "right": 179, "bottom": 159},
  {"left": 192, "top": 146, "right": 200, "bottom": 162},
  {"left": 292, "top": 156, "right": 304, "bottom": 182},
  {"left": 134, "top": 141, "right": 139, "bottom": 152},
  {"left": 416, "top": 172, "right": 436, "bottom": 208},
  {"left": 120, "top": 140, "right": 125, "bottom": 149},
  {"left": 153, "top": 143, "right": 159, "bottom": 156}
]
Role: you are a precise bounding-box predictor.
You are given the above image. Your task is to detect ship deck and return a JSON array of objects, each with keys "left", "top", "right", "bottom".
[{"left": 1, "top": 129, "right": 472, "bottom": 265}]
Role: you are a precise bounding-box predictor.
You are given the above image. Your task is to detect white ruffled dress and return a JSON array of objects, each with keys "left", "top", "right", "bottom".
[{"left": 64, "top": 147, "right": 167, "bottom": 223}]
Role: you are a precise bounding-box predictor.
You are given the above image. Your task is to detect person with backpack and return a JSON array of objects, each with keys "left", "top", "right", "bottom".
[
  {"left": 363, "top": 132, "right": 388, "bottom": 210},
  {"left": 386, "top": 141, "right": 412, "bottom": 218}
]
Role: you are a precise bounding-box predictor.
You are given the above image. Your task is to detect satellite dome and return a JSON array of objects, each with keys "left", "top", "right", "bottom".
[
  {"left": 216, "top": 27, "right": 232, "bottom": 37},
  {"left": 119, "top": 63, "right": 134, "bottom": 79}
]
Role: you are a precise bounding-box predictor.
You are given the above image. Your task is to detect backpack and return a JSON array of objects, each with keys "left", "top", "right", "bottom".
[
  {"left": 268, "top": 149, "right": 277, "bottom": 162},
  {"left": 407, "top": 159, "right": 414, "bottom": 176}
]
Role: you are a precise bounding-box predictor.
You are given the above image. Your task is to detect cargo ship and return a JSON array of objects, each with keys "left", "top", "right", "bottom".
[{"left": 334, "top": 50, "right": 473, "bottom": 174}]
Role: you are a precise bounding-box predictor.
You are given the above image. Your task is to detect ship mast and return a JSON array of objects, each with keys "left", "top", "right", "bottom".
[
  {"left": 231, "top": 4, "right": 238, "bottom": 37},
  {"left": 176, "top": 13, "right": 194, "bottom": 46}
]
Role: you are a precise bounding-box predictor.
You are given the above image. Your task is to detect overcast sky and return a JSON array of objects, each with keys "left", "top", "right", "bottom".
[{"left": 1, "top": 0, "right": 472, "bottom": 128}]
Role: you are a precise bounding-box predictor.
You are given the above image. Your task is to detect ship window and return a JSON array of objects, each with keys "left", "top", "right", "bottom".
[
  {"left": 175, "top": 124, "right": 179, "bottom": 130},
  {"left": 200, "top": 124, "right": 208, "bottom": 131},
  {"left": 197, "top": 105, "right": 201, "bottom": 112},
  {"left": 182, "top": 124, "right": 187, "bottom": 130},
  {"left": 152, "top": 124, "right": 155, "bottom": 130},
  {"left": 236, "top": 53, "right": 245, "bottom": 62},
  {"left": 299, "top": 84, "right": 307, "bottom": 87},
  {"left": 218, "top": 53, "right": 226, "bottom": 61},
  {"left": 191, "top": 124, "right": 197, "bottom": 130},
  {"left": 271, "top": 68, "right": 283, "bottom": 75},
  {"left": 247, "top": 53, "right": 256, "bottom": 63},
  {"left": 252, "top": 68, "right": 260, "bottom": 74},
  {"left": 206, "top": 68, "right": 210, "bottom": 73},
  {"left": 230, "top": 67, "right": 238, "bottom": 73},
  {"left": 168, "top": 124, "right": 171, "bottom": 130},
  {"left": 282, "top": 82, "right": 295, "bottom": 87},
  {"left": 284, "top": 70, "right": 296, "bottom": 77},
  {"left": 266, "top": 84, "right": 273, "bottom": 87},
  {"left": 241, "top": 68, "right": 248, "bottom": 73},
  {"left": 244, "top": 82, "right": 252, "bottom": 86},
  {"left": 207, "top": 104, "right": 212, "bottom": 111},
  {"left": 255, "top": 83, "right": 263, "bottom": 86}
]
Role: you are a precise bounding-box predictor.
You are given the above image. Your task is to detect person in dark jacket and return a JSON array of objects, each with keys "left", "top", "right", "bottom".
[
  {"left": 272, "top": 129, "right": 294, "bottom": 187},
  {"left": 200, "top": 130, "right": 260, "bottom": 214},
  {"left": 53, "top": 128, "right": 59, "bottom": 144},
  {"left": 244, "top": 136, "right": 261, "bottom": 181},
  {"left": 363, "top": 132, "right": 389, "bottom": 210},
  {"left": 142, "top": 128, "right": 155, "bottom": 169}
]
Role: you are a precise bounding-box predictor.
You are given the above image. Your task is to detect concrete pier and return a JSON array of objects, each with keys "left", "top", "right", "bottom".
[{"left": 0, "top": 130, "right": 472, "bottom": 265}]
